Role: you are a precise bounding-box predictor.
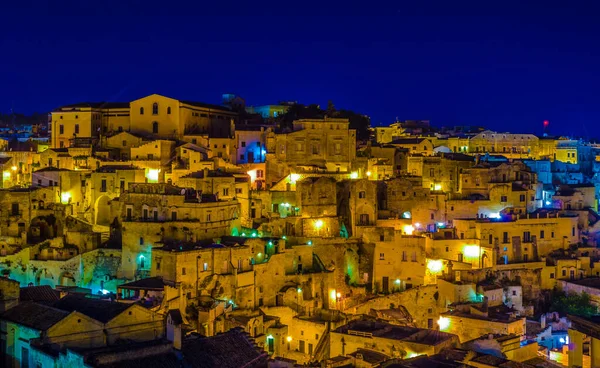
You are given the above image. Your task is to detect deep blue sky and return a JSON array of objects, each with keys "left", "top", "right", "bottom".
[{"left": 2, "top": 1, "right": 600, "bottom": 137}]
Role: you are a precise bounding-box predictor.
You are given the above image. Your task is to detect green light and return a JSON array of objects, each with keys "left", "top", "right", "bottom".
[
  {"left": 241, "top": 233, "right": 246, "bottom": 237},
  {"left": 307, "top": 240, "right": 312, "bottom": 245},
  {"left": 282, "top": 235, "right": 287, "bottom": 239}
]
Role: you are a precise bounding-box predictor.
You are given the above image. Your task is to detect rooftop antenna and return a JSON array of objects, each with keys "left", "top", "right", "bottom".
[{"left": 543, "top": 120, "right": 549, "bottom": 137}]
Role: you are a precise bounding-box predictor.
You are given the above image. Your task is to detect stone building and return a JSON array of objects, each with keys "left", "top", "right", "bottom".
[
  {"left": 453, "top": 211, "right": 579, "bottom": 264},
  {"left": 118, "top": 183, "right": 240, "bottom": 279},
  {"left": 0, "top": 295, "right": 163, "bottom": 367},
  {"left": 266, "top": 118, "right": 356, "bottom": 185}
]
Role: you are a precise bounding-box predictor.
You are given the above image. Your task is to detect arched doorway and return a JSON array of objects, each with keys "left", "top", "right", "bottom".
[{"left": 95, "top": 195, "right": 112, "bottom": 225}]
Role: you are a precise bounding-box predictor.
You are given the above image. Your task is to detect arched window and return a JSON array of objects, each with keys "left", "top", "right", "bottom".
[
  {"left": 140, "top": 107, "right": 144, "bottom": 115},
  {"left": 152, "top": 103, "right": 159, "bottom": 115},
  {"left": 167, "top": 106, "right": 171, "bottom": 115},
  {"left": 152, "top": 122, "right": 159, "bottom": 134}
]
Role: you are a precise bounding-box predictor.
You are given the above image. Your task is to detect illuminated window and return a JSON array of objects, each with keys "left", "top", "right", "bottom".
[{"left": 152, "top": 103, "right": 159, "bottom": 115}]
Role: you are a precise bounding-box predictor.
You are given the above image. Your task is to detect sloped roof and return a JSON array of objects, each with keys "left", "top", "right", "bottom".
[
  {"left": 180, "top": 100, "right": 233, "bottom": 112},
  {"left": 54, "top": 102, "right": 130, "bottom": 111},
  {"left": 20, "top": 285, "right": 60, "bottom": 302},
  {"left": 119, "top": 276, "right": 174, "bottom": 290},
  {"left": 182, "top": 328, "right": 268, "bottom": 367},
  {"left": 52, "top": 295, "right": 130, "bottom": 323},
  {"left": 1, "top": 302, "right": 68, "bottom": 330}
]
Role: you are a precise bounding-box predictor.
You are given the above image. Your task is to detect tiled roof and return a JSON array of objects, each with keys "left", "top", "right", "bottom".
[
  {"left": 180, "top": 101, "right": 234, "bottom": 112},
  {"left": 119, "top": 276, "right": 174, "bottom": 290},
  {"left": 182, "top": 328, "right": 268, "bottom": 368},
  {"left": 54, "top": 102, "right": 130, "bottom": 111},
  {"left": 1, "top": 302, "right": 68, "bottom": 330},
  {"left": 52, "top": 295, "right": 130, "bottom": 323},
  {"left": 20, "top": 285, "right": 60, "bottom": 302}
]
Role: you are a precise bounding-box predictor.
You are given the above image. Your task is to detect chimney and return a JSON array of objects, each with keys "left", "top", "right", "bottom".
[
  {"left": 446, "top": 261, "right": 454, "bottom": 282},
  {"left": 481, "top": 296, "right": 489, "bottom": 312},
  {"left": 541, "top": 314, "right": 546, "bottom": 329}
]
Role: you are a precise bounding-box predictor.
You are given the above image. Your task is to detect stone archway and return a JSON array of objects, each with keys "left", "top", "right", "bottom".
[
  {"left": 58, "top": 271, "right": 76, "bottom": 287},
  {"left": 95, "top": 195, "right": 112, "bottom": 226}
]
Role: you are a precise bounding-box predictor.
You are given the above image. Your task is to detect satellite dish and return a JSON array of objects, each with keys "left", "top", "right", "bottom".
[{"left": 180, "top": 189, "right": 186, "bottom": 195}]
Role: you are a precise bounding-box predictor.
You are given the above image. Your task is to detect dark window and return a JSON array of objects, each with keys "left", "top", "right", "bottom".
[
  {"left": 241, "top": 141, "right": 246, "bottom": 147},
  {"left": 520, "top": 194, "right": 525, "bottom": 202},
  {"left": 167, "top": 106, "right": 171, "bottom": 114},
  {"left": 501, "top": 195, "right": 507, "bottom": 202},
  {"left": 523, "top": 231, "right": 531, "bottom": 243},
  {"left": 540, "top": 230, "right": 545, "bottom": 239},
  {"left": 11, "top": 203, "right": 19, "bottom": 216},
  {"left": 140, "top": 237, "right": 144, "bottom": 245},
  {"left": 59, "top": 125, "right": 64, "bottom": 134},
  {"left": 358, "top": 191, "right": 366, "bottom": 199},
  {"left": 100, "top": 179, "right": 107, "bottom": 192},
  {"left": 74, "top": 124, "right": 79, "bottom": 134},
  {"left": 171, "top": 211, "right": 177, "bottom": 221},
  {"left": 154, "top": 210, "right": 158, "bottom": 221},
  {"left": 120, "top": 180, "right": 125, "bottom": 191},
  {"left": 503, "top": 232, "right": 509, "bottom": 243},
  {"left": 152, "top": 122, "right": 159, "bottom": 134},
  {"left": 152, "top": 102, "right": 159, "bottom": 115},
  {"left": 140, "top": 107, "right": 144, "bottom": 114},
  {"left": 126, "top": 208, "right": 132, "bottom": 221}
]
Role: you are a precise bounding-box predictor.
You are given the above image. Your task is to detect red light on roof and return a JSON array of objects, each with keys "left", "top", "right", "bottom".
[{"left": 543, "top": 120, "right": 549, "bottom": 127}]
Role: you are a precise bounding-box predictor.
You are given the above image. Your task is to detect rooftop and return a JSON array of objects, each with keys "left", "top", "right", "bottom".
[
  {"left": 560, "top": 277, "right": 600, "bottom": 289},
  {"left": 1, "top": 302, "right": 68, "bottom": 330},
  {"left": 118, "top": 276, "right": 175, "bottom": 290},
  {"left": 52, "top": 294, "right": 130, "bottom": 323},
  {"left": 180, "top": 328, "right": 269, "bottom": 367},
  {"left": 334, "top": 320, "right": 456, "bottom": 345},
  {"left": 20, "top": 285, "right": 60, "bottom": 303}
]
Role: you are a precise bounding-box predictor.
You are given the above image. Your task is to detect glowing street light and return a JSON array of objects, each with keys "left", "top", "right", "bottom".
[
  {"left": 314, "top": 220, "right": 324, "bottom": 229},
  {"left": 437, "top": 316, "right": 450, "bottom": 331},
  {"left": 427, "top": 259, "right": 443, "bottom": 274},
  {"left": 403, "top": 225, "right": 415, "bottom": 235}
]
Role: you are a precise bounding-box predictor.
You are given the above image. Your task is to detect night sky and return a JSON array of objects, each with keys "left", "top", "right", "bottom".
[{"left": 2, "top": 1, "right": 600, "bottom": 137}]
